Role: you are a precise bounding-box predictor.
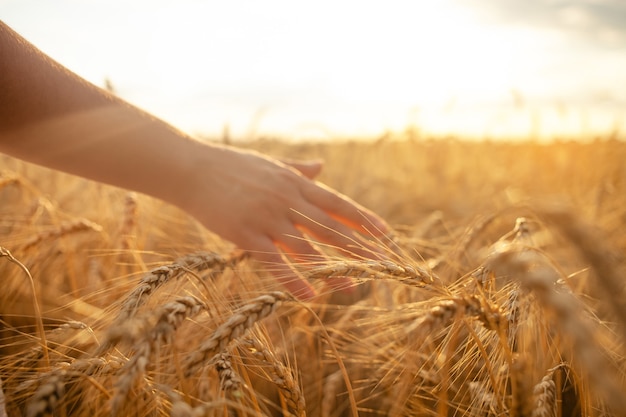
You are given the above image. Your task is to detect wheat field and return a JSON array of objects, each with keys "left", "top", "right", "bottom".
[{"left": 1, "top": 136, "right": 625, "bottom": 416}]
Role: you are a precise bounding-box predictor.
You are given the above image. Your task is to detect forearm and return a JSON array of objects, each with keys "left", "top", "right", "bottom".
[
  {"left": 3, "top": 104, "right": 214, "bottom": 208},
  {"left": 0, "top": 20, "right": 113, "bottom": 131}
]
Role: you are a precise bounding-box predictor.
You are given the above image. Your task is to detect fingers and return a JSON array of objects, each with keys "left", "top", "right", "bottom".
[
  {"left": 248, "top": 235, "right": 317, "bottom": 301},
  {"left": 249, "top": 229, "right": 358, "bottom": 299},
  {"left": 301, "top": 180, "right": 390, "bottom": 236},
  {"left": 206, "top": 150, "right": 390, "bottom": 299},
  {"left": 281, "top": 158, "right": 323, "bottom": 180},
  {"left": 287, "top": 206, "right": 380, "bottom": 259},
  {"left": 273, "top": 232, "right": 358, "bottom": 297}
]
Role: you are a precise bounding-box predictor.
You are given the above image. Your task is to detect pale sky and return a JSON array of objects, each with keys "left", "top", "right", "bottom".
[{"left": 3, "top": 0, "right": 626, "bottom": 140}]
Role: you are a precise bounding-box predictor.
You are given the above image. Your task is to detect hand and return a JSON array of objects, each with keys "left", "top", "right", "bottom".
[
  {"left": 0, "top": 20, "right": 390, "bottom": 300},
  {"left": 182, "top": 144, "right": 390, "bottom": 300}
]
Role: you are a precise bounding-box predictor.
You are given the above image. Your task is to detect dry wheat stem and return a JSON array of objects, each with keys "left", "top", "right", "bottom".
[
  {"left": 297, "top": 304, "right": 359, "bottom": 417},
  {"left": 0, "top": 246, "right": 49, "bottom": 368},
  {"left": 305, "top": 259, "right": 436, "bottom": 287},
  {"left": 510, "top": 353, "right": 532, "bottom": 417},
  {"left": 321, "top": 369, "right": 344, "bottom": 417},
  {"left": 117, "top": 251, "right": 245, "bottom": 320},
  {"left": 244, "top": 338, "right": 305, "bottom": 417},
  {"left": 0, "top": 377, "right": 6, "bottom": 417},
  {"left": 185, "top": 291, "right": 292, "bottom": 377}
]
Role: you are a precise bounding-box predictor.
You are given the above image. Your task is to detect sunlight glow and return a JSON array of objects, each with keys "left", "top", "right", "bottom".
[{"left": 3, "top": 0, "right": 625, "bottom": 140}]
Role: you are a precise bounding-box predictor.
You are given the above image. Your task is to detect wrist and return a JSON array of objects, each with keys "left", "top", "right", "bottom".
[{"left": 170, "top": 139, "right": 230, "bottom": 220}]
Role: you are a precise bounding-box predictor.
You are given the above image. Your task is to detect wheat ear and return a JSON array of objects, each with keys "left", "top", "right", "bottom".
[
  {"left": 24, "top": 371, "right": 66, "bottom": 417},
  {"left": 118, "top": 191, "right": 138, "bottom": 251},
  {"left": 111, "top": 295, "right": 205, "bottom": 414},
  {"left": 215, "top": 352, "right": 242, "bottom": 394},
  {"left": 22, "top": 356, "right": 123, "bottom": 417},
  {"left": 0, "top": 171, "right": 20, "bottom": 190},
  {"left": 185, "top": 291, "right": 292, "bottom": 377},
  {"left": 531, "top": 365, "right": 564, "bottom": 417},
  {"left": 305, "top": 259, "right": 436, "bottom": 287},
  {"left": 19, "top": 218, "right": 102, "bottom": 251},
  {"left": 244, "top": 337, "right": 306, "bottom": 417},
  {"left": 117, "top": 251, "right": 245, "bottom": 320},
  {"left": 416, "top": 294, "right": 503, "bottom": 333}
]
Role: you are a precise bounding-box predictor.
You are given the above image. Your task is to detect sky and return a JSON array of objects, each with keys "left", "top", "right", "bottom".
[{"left": 3, "top": 0, "right": 626, "bottom": 141}]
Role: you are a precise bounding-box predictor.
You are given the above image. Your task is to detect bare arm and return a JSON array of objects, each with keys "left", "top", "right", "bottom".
[
  {"left": 0, "top": 20, "right": 205, "bottom": 209},
  {"left": 0, "top": 21, "right": 390, "bottom": 299}
]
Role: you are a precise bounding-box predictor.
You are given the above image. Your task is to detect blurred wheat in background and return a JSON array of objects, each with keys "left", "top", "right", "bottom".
[{"left": 1, "top": 136, "right": 625, "bottom": 416}]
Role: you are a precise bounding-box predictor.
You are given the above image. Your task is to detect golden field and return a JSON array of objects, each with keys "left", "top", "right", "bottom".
[{"left": 1, "top": 136, "right": 625, "bottom": 416}]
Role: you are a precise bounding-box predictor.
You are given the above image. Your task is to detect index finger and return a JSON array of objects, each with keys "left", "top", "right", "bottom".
[{"left": 302, "top": 181, "right": 390, "bottom": 235}]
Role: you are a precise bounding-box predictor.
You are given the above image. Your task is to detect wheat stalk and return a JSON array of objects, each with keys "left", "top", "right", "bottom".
[
  {"left": 510, "top": 353, "right": 532, "bottom": 417},
  {"left": 0, "top": 246, "right": 49, "bottom": 367},
  {"left": 185, "top": 291, "right": 292, "bottom": 377},
  {"left": 321, "top": 369, "right": 344, "bottom": 417}
]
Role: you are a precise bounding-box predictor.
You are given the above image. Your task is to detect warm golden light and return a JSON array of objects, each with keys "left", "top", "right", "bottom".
[{"left": 4, "top": 0, "right": 625, "bottom": 140}]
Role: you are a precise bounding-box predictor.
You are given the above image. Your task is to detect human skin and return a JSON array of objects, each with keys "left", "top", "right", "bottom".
[{"left": 0, "top": 21, "right": 390, "bottom": 300}]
